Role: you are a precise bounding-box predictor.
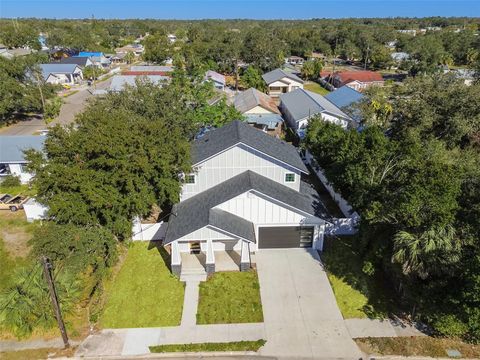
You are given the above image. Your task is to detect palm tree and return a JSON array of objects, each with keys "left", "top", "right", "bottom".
[
  {"left": 0, "top": 266, "right": 81, "bottom": 338},
  {"left": 392, "top": 225, "right": 460, "bottom": 279}
]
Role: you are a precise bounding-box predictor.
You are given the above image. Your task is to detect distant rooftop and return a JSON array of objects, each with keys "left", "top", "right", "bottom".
[{"left": 0, "top": 136, "right": 45, "bottom": 163}]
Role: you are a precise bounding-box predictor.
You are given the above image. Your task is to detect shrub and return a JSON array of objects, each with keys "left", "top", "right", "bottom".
[
  {"left": 44, "top": 97, "right": 62, "bottom": 123},
  {"left": 433, "top": 314, "right": 468, "bottom": 338},
  {"left": 1, "top": 174, "right": 21, "bottom": 187}
]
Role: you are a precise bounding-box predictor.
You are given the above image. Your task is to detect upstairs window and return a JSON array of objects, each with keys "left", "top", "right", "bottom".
[
  {"left": 184, "top": 174, "right": 196, "bottom": 184},
  {"left": 285, "top": 173, "right": 295, "bottom": 183}
]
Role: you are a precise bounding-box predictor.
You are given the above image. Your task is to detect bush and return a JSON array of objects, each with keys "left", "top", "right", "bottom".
[
  {"left": 44, "top": 97, "right": 62, "bottom": 123},
  {"left": 1, "top": 174, "right": 21, "bottom": 187},
  {"left": 433, "top": 314, "right": 469, "bottom": 338}
]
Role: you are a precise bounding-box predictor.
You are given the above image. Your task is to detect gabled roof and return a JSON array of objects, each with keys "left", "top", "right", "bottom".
[
  {"left": 130, "top": 65, "right": 174, "bottom": 72},
  {"left": 324, "top": 86, "right": 365, "bottom": 109},
  {"left": 232, "top": 88, "right": 280, "bottom": 114},
  {"left": 245, "top": 114, "right": 283, "bottom": 130},
  {"left": 205, "top": 70, "right": 226, "bottom": 86},
  {"left": 333, "top": 71, "right": 384, "bottom": 86},
  {"left": 280, "top": 89, "right": 350, "bottom": 123},
  {"left": 39, "top": 64, "right": 80, "bottom": 80},
  {"left": 191, "top": 120, "right": 307, "bottom": 173},
  {"left": 0, "top": 136, "right": 45, "bottom": 163},
  {"left": 164, "top": 170, "right": 324, "bottom": 244},
  {"left": 262, "top": 68, "right": 304, "bottom": 85},
  {"left": 59, "top": 57, "right": 91, "bottom": 66}
]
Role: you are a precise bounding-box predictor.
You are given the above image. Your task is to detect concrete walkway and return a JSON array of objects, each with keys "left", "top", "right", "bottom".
[
  {"left": 345, "top": 318, "right": 427, "bottom": 338},
  {"left": 0, "top": 338, "right": 80, "bottom": 351},
  {"left": 181, "top": 281, "right": 199, "bottom": 327}
]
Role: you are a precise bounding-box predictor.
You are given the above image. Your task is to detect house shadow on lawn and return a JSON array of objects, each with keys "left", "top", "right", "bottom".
[
  {"left": 147, "top": 240, "right": 172, "bottom": 270},
  {"left": 321, "top": 235, "right": 401, "bottom": 319}
]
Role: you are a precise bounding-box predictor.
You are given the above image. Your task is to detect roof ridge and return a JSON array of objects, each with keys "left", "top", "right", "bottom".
[{"left": 251, "top": 88, "right": 261, "bottom": 105}]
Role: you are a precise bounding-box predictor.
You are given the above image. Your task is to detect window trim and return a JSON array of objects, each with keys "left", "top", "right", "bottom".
[
  {"left": 284, "top": 173, "right": 296, "bottom": 183},
  {"left": 184, "top": 174, "right": 196, "bottom": 184}
]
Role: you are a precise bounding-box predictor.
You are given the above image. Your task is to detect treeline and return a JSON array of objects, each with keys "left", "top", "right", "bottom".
[
  {"left": 304, "top": 74, "right": 480, "bottom": 342},
  {"left": 1, "top": 18, "right": 479, "bottom": 73}
]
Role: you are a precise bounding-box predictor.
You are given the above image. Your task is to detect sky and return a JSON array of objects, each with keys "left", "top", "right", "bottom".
[{"left": 0, "top": 0, "right": 479, "bottom": 19}]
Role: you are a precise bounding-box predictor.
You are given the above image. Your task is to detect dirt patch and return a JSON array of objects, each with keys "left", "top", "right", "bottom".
[
  {"left": 355, "top": 336, "right": 480, "bottom": 358},
  {"left": 1, "top": 226, "right": 32, "bottom": 258}
]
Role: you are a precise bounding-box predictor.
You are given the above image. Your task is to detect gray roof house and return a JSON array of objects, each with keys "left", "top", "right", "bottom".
[
  {"left": 163, "top": 120, "right": 329, "bottom": 277},
  {"left": 0, "top": 136, "right": 45, "bottom": 184},
  {"left": 262, "top": 68, "right": 304, "bottom": 97},
  {"left": 204, "top": 70, "right": 226, "bottom": 90},
  {"left": 109, "top": 75, "right": 169, "bottom": 91},
  {"left": 39, "top": 64, "right": 83, "bottom": 84},
  {"left": 58, "top": 56, "right": 94, "bottom": 67},
  {"left": 279, "top": 88, "right": 353, "bottom": 136}
]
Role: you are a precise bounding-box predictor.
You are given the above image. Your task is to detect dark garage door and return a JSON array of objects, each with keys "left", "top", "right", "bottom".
[{"left": 258, "top": 226, "right": 314, "bottom": 249}]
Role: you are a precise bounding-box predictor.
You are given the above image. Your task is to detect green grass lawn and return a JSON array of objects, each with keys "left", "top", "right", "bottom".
[
  {"left": 150, "top": 340, "right": 266, "bottom": 353},
  {"left": 304, "top": 81, "right": 330, "bottom": 95},
  {"left": 321, "top": 236, "right": 398, "bottom": 319},
  {"left": 99, "top": 242, "right": 185, "bottom": 328},
  {"left": 197, "top": 271, "right": 263, "bottom": 324},
  {"left": 0, "top": 183, "right": 36, "bottom": 197}
]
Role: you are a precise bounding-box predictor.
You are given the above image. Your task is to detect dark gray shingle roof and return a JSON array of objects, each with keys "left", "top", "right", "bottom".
[
  {"left": 209, "top": 208, "right": 255, "bottom": 242},
  {"left": 191, "top": 120, "right": 307, "bottom": 173},
  {"left": 58, "top": 57, "right": 91, "bottom": 67},
  {"left": 262, "top": 68, "right": 304, "bottom": 85},
  {"left": 164, "top": 170, "right": 326, "bottom": 244}
]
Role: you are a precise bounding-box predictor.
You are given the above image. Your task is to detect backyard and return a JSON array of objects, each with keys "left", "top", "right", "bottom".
[
  {"left": 304, "top": 81, "right": 330, "bottom": 95},
  {"left": 197, "top": 271, "right": 263, "bottom": 324},
  {"left": 99, "top": 241, "right": 185, "bottom": 328},
  {"left": 320, "top": 235, "right": 398, "bottom": 319}
]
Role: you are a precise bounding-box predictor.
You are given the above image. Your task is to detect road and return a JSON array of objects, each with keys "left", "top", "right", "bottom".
[{"left": 0, "top": 78, "right": 113, "bottom": 136}]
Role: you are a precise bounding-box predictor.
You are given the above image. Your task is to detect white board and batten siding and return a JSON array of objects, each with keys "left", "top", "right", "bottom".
[
  {"left": 181, "top": 144, "right": 302, "bottom": 200},
  {"left": 216, "top": 190, "right": 325, "bottom": 250}
]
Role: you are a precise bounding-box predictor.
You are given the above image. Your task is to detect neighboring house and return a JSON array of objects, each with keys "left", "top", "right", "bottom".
[
  {"left": 286, "top": 56, "right": 304, "bottom": 66},
  {"left": 204, "top": 70, "right": 226, "bottom": 90},
  {"left": 164, "top": 121, "right": 329, "bottom": 275},
  {"left": 115, "top": 44, "right": 144, "bottom": 56},
  {"left": 281, "top": 63, "right": 302, "bottom": 76},
  {"left": 262, "top": 68, "right": 304, "bottom": 97},
  {"left": 308, "top": 52, "right": 326, "bottom": 61},
  {"left": 450, "top": 68, "right": 476, "bottom": 86},
  {"left": 168, "top": 34, "right": 177, "bottom": 43},
  {"left": 0, "top": 136, "right": 45, "bottom": 184},
  {"left": 231, "top": 88, "right": 283, "bottom": 135},
  {"left": 397, "top": 29, "right": 417, "bottom": 36},
  {"left": 58, "top": 56, "right": 94, "bottom": 68},
  {"left": 279, "top": 88, "right": 352, "bottom": 134},
  {"left": 329, "top": 70, "right": 384, "bottom": 91},
  {"left": 39, "top": 64, "right": 83, "bottom": 84},
  {"left": 75, "top": 52, "right": 110, "bottom": 68},
  {"left": 110, "top": 53, "right": 127, "bottom": 64},
  {"left": 324, "top": 86, "right": 365, "bottom": 123}
]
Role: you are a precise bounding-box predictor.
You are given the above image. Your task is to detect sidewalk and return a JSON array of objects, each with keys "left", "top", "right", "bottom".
[{"left": 345, "top": 318, "right": 428, "bottom": 338}]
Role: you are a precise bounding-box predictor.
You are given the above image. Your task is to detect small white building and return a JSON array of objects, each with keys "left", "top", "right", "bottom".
[
  {"left": 0, "top": 136, "right": 45, "bottom": 184},
  {"left": 204, "top": 70, "right": 226, "bottom": 90},
  {"left": 262, "top": 68, "right": 304, "bottom": 97}
]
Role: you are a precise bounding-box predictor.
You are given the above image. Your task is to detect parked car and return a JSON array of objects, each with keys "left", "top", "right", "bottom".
[{"left": 0, "top": 194, "right": 29, "bottom": 212}]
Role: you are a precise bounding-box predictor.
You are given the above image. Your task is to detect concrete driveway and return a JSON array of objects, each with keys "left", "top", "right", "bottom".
[{"left": 256, "top": 249, "right": 363, "bottom": 359}]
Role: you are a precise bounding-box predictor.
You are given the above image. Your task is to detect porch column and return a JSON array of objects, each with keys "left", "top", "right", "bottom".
[
  {"left": 240, "top": 240, "right": 251, "bottom": 271},
  {"left": 205, "top": 239, "right": 215, "bottom": 274},
  {"left": 171, "top": 241, "right": 181, "bottom": 276}
]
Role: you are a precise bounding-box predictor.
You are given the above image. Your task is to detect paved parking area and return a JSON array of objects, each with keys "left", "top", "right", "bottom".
[{"left": 256, "top": 248, "right": 363, "bottom": 359}]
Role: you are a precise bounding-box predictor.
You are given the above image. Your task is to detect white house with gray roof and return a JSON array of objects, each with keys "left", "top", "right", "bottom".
[
  {"left": 0, "top": 136, "right": 45, "bottom": 184},
  {"left": 279, "top": 88, "right": 353, "bottom": 135},
  {"left": 39, "top": 64, "right": 83, "bottom": 85},
  {"left": 164, "top": 121, "right": 329, "bottom": 276},
  {"left": 262, "top": 68, "right": 304, "bottom": 97}
]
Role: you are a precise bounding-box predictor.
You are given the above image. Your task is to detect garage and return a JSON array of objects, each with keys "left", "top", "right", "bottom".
[{"left": 258, "top": 226, "right": 314, "bottom": 249}]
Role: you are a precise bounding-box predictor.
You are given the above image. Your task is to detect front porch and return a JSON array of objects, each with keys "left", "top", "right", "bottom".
[{"left": 171, "top": 239, "right": 254, "bottom": 279}]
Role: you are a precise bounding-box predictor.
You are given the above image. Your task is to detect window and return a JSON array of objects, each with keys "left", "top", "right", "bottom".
[
  {"left": 285, "top": 173, "right": 295, "bottom": 183},
  {"left": 184, "top": 174, "right": 196, "bottom": 184}
]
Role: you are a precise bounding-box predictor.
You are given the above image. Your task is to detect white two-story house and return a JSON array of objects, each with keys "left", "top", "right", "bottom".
[{"left": 164, "top": 121, "right": 330, "bottom": 276}]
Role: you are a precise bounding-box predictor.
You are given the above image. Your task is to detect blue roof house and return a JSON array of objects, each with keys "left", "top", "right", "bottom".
[{"left": 324, "top": 86, "right": 365, "bottom": 123}]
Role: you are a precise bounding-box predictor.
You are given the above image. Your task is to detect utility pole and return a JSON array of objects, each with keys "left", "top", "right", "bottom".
[
  {"left": 364, "top": 45, "right": 370, "bottom": 70},
  {"left": 42, "top": 256, "right": 69, "bottom": 348}
]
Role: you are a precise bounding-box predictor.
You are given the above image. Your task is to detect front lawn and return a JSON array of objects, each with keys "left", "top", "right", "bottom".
[
  {"left": 321, "top": 235, "right": 398, "bottom": 319},
  {"left": 356, "top": 337, "right": 480, "bottom": 359},
  {"left": 99, "top": 242, "right": 184, "bottom": 328},
  {"left": 150, "top": 340, "right": 266, "bottom": 353},
  {"left": 197, "top": 271, "right": 263, "bottom": 324},
  {"left": 304, "top": 81, "right": 330, "bottom": 95}
]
